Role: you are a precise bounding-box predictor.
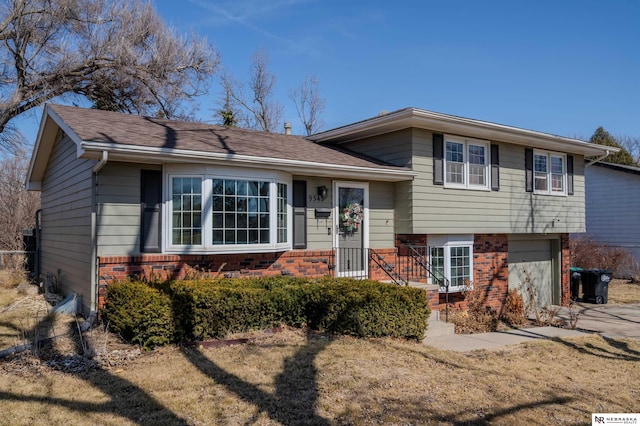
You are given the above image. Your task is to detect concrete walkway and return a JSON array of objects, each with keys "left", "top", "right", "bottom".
[
  {"left": 425, "top": 326, "right": 586, "bottom": 352},
  {"left": 424, "top": 302, "right": 640, "bottom": 352}
]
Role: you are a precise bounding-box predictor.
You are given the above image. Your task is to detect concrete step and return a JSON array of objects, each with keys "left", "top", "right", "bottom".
[{"left": 425, "top": 311, "right": 456, "bottom": 338}]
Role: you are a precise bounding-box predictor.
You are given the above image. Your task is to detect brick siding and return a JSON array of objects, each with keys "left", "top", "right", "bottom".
[{"left": 97, "top": 248, "right": 397, "bottom": 310}]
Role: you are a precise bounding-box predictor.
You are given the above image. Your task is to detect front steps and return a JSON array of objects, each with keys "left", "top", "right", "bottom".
[{"left": 424, "top": 309, "right": 456, "bottom": 338}]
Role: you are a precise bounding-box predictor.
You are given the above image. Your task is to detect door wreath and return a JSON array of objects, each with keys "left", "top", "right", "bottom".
[{"left": 341, "top": 202, "right": 363, "bottom": 232}]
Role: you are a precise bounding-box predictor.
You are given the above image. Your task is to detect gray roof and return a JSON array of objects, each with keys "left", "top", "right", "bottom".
[{"left": 48, "top": 104, "right": 409, "bottom": 172}]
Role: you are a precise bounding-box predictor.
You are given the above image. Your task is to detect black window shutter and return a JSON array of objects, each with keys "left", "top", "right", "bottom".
[
  {"left": 433, "top": 133, "right": 444, "bottom": 185},
  {"left": 567, "top": 155, "right": 574, "bottom": 195},
  {"left": 491, "top": 144, "right": 500, "bottom": 191},
  {"left": 525, "top": 148, "right": 533, "bottom": 192},
  {"left": 292, "top": 180, "right": 307, "bottom": 249},
  {"left": 141, "top": 170, "right": 162, "bottom": 253}
]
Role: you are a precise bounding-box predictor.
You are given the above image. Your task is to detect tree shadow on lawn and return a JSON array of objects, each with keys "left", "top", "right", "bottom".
[
  {"left": 181, "top": 332, "right": 331, "bottom": 425},
  {"left": 550, "top": 334, "right": 640, "bottom": 362},
  {"left": 363, "top": 394, "right": 578, "bottom": 425},
  {"left": 0, "top": 320, "right": 190, "bottom": 425}
]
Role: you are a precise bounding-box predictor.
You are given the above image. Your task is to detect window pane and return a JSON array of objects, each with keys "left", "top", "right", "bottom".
[
  {"left": 212, "top": 195, "right": 223, "bottom": 211},
  {"left": 552, "top": 173, "right": 564, "bottom": 192},
  {"left": 446, "top": 162, "right": 464, "bottom": 184},
  {"left": 535, "top": 172, "right": 548, "bottom": 191},
  {"left": 468, "top": 144, "right": 485, "bottom": 165},
  {"left": 551, "top": 156, "right": 563, "bottom": 174},
  {"left": 449, "top": 246, "right": 471, "bottom": 287},
  {"left": 236, "top": 180, "right": 248, "bottom": 195},
  {"left": 212, "top": 179, "right": 223, "bottom": 195},
  {"left": 213, "top": 230, "right": 223, "bottom": 245},
  {"left": 469, "top": 164, "right": 486, "bottom": 186},
  {"left": 551, "top": 156, "right": 564, "bottom": 193},
  {"left": 171, "top": 177, "right": 202, "bottom": 246},
  {"left": 224, "top": 180, "right": 235, "bottom": 195},
  {"left": 534, "top": 154, "right": 547, "bottom": 172},
  {"left": 446, "top": 141, "right": 464, "bottom": 162},
  {"left": 430, "top": 247, "right": 445, "bottom": 283}
]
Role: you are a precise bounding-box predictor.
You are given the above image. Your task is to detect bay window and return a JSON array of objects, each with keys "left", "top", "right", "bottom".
[
  {"left": 444, "top": 135, "right": 490, "bottom": 190},
  {"left": 167, "top": 168, "right": 290, "bottom": 252}
]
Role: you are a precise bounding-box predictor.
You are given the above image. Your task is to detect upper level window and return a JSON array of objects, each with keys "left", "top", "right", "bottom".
[
  {"left": 444, "top": 136, "right": 490, "bottom": 190},
  {"left": 167, "top": 167, "right": 290, "bottom": 253},
  {"left": 534, "top": 151, "right": 566, "bottom": 195}
]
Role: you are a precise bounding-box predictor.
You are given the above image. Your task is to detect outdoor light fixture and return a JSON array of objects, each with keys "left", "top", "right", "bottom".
[{"left": 317, "top": 185, "right": 328, "bottom": 201}]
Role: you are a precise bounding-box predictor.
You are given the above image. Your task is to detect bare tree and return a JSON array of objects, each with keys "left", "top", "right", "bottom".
[
  {"left": 0, "top": 148, "right": 40, "bottom": 253},
  {"left": 0, "top": 0, "right": 219, "bottom": 151},
  {"left": 289, "top": 75, "right": 325, "bottom": 136},
  {"left": 220, "top": 48, "right": 283, "bottom": 132},
  {"left": 619, "top": 135, "right": 640, "bottom": 166}
]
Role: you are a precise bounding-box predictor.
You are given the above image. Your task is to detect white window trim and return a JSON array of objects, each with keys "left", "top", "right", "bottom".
[
  {"left": 444, "top": 135, "right": 490, "bottom": 191},
  {"left": 163, "top": 165, "right": 292, "bottom": 254},
  {"left": 428, "top": 235, "right": 474, "bottom": 293},
  {"left": 533, "top": 150, "right": 567, "bottom": 196}
]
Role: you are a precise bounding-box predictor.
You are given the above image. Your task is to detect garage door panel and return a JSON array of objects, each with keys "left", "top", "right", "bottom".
[{"left": 508, "top": 240, "right": 553, "bottom": 307}]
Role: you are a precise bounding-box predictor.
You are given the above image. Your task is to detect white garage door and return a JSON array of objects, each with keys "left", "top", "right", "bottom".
[{"left": 508, "top": 239, "right": 554, "bottom": 307}]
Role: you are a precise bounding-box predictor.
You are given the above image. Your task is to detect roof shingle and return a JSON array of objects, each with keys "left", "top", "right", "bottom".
[{"left": 49, "top": 104, "right": 409, "bottom": 172}]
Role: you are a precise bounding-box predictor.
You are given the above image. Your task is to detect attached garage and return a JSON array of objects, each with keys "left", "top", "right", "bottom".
[{"left": 508, "top": 238, "right": 561, "bottom": 307}]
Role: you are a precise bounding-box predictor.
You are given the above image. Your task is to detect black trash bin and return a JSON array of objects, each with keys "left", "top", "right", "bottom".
[
  {"left": 581, "top": 269, "right": 612, "bottom": 304},
  {"left": 570, "top": 267, "right": 583, "bottom": 301}
]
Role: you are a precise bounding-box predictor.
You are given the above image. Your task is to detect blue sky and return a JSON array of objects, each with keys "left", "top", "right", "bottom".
[{"left": 13, "top": 0, "right": 640, "bottom": 144}]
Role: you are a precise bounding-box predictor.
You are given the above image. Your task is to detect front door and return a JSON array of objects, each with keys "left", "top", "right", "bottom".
[{"left": 334, "top": 182, "right": 368, "bottom": 277}]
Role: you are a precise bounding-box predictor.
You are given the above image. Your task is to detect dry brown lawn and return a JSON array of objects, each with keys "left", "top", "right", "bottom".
[
  {"left": 0, "top": 274, "right": 639, "bottom": 425},
  {"left": 608, "top": 278, "right": 640, "bottom": 304}
]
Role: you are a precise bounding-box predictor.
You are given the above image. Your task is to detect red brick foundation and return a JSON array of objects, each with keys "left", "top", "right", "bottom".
[
  {"left": 97, "top": 248, "right": 397, "bottom": 310},
  {"left": 396, "top": 233, "right": 575, "bottom": 312}
]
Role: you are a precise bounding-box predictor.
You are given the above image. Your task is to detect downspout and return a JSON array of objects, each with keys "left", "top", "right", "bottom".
[
  {"left": 34, "top": 209, "right": 42, "bottom": 281},
  {"left": 89, "top": 151, "right": 108, "bottom": 322},
  {"left": 585, "top": 149, "right": 610, "bottom": 168}
]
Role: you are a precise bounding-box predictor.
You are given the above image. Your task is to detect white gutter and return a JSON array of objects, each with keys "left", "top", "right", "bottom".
[
  {"left": 92, "top": 150, "right": 108, "bottom": 173},
  {"left": 81, "top": 142, "right": 416, "bottom": 181},
  {"left": 585, "top": 150, "right": 610, "bottom": 168}
]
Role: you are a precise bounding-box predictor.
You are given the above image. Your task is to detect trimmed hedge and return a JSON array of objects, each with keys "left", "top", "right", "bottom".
[
  {"left": 103, "top": 280, "right": 175, "bottom": 349},
  {"left": 104, "top": 276, "right": 430, "bottom": 347}
]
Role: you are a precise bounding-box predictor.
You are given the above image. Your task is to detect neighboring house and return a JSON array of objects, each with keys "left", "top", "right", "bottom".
[
  {"left": 27, "top": 105, "right": 613, "bottom": 316},
  {"left": 585, "top": 162, "right": 640, "bottom": 265}
]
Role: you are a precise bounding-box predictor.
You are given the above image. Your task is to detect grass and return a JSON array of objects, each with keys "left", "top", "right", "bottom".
[
  {"left": 0, "top": 273, "right": 639, "bottom": 425},
  {"left": 608, "top": 278, "right": 640, "bottom": 304},
  {"left": 0, "top": 329, "right": 639, "bottom": 425}
]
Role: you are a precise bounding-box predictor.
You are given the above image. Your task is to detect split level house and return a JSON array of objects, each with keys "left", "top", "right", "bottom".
[{"left": 26, "top": 105, "right": 615, "bottom": 316}]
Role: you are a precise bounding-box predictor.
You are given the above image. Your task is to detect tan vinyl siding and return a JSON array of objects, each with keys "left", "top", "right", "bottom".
[
  {"left": 40, "top": 132, "right": 94, "bottom": 312},
  {"left": 294, "top": 176, "right": 333, "bottom": 250},
  {"left": 369, "top": 181, "right": 395, "bottom": 248},
  {"left": 97, "top": 162, "right": 161, "bottom": 256},
  {"left": 408, "top": 129, "right": 586, "bottom": 234},
  {"left": 339, "top": 127, "right": 586, "bottom": 234},
  {"left": 338, "top": 129, "right": 414, "bottom": 167},
  {"left": 294, "top": 176, "right": 396, "bottom": 250}
]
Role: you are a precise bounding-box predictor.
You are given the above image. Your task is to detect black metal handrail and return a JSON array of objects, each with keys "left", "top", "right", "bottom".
[
  {"left": 404, "top": 245, "right": 450, "bottom": 290},
  {"left": 401, "top": 245, "right": 451, "bottom": 322},
  {"left": 369, "top": 248, "right": 407, "bottom": 286}
]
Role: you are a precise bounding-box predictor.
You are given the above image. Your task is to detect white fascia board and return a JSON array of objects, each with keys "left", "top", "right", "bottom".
[
  {"left": 81, "top": 142, "right": 416, "bottom": 182},
  {"left": 311, "top": 108, "right": 618, "bottom": 158},
  {"left": 26, "top": 105, "right": 87, "bottom": 189}
]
